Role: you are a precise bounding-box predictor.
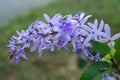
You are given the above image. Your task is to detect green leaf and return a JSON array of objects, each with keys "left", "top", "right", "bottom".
[
  {"left": 77, "top": 57, "right": 87, "bottom": 68},
  {"left": 114, "top": 38, "right": 120, "bottom": 65},
  {"left": 80, "top": 61, "right": 114, "bottom": 80},
  {"left": 90, "top": 41, "right": 110, "bottom": 57}
]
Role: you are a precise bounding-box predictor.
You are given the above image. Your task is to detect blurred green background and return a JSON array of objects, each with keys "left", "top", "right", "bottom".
[{"left": 0, "top": 0, "right": 120, "bottom": 80}]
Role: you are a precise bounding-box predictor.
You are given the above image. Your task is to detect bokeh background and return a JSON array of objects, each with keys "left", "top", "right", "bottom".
[{"left": 0, "top": 0, "right": 120, "bottom": 80}]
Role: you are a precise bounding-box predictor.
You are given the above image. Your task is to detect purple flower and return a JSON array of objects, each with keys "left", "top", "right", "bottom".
[
  {"left": 74, "top": 12, "right": 92, "bottom": 25},
  {"left": 99, "top": 24, "right": 120, "bottom": 47},
  {"left": 88, "top": 53, "right": 101, "bottom": 61},
  {"left": 55, "top": 21, "right": 73, "bottom": 41},
  {"left": 43, "top": 13, "right": 62, "bottom": 32},
  {"left": 27, "top": 20, "right": 48, "bottom": 36},
  {"left": 44, "top": 35, "right": 56, "bottom": 52},
  {"left": 55, "top": 37, "right": 69, "bottom": 51},
  {"left": 73, "top": 36, "right": 91, "bottom": 56},
  {"left": 30, "top": 37, "right": 45, "bottom": 57},
  {"left": 102, "top": 74, "right": 116, "bottom": 80},
  {"left": 81, "top": 19, "right": 107, "bottom": 41},
  {"left": 16, "top": 30, "right": 31, "bottom": 48},
  {"left": 55, "top": 14, "right": 74, "bottom": 38},
  {"left": 8, "top": 38, "right": 28, "bottom": 64}
]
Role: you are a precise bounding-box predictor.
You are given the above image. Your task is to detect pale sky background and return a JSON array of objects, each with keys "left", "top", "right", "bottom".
[{"left": 0, "top": 0, "right": 54, "bottom": 26}]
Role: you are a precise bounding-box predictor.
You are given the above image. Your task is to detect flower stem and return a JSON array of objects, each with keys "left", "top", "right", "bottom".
[{"left": 111, "top": 58, "right": 120, "bottom": 74}]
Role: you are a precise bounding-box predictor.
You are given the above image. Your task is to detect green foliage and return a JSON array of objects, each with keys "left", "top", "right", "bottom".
[
  {"left": 77, "top": 56, "right": 87, "bottom": 69},
  {"left": 80, "top": 61, "right": 114, "bottom": 80},
  {"left": 103, "top": 47, "right": 116, "bottom": 60},
  {"left": 114, "top": 38, "right": 120, "bottom": 65},
  {"left": 90, "top": 41, "right": 110, "bottom": 57}
]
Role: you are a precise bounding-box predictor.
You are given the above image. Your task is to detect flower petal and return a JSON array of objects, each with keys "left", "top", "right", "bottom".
[
  {"left": 38, "top": 46, "right": 42, "bottom": 57},
  {"left": 112, "top": 33, "right": 120, "bottom": 40},
  {"left": 104, "top": 24, "right": 111, "bottom": 37},
  {"left": 81, "top": 25, "right": 92, "bottom": 32},
  {"left": 82, "top": 48, "right": 89, "bottom": 56},
  {"left": 44, "top": 14, "right": 51, "bottom": 23},
  {"left": 55, "top": 32, "right": 62, "bottom": 39},
  {"left": 97, "top": 31, "right": 108, "bottom": 38},
  {"left": 82, "top": 15, "right": 92, "bottom": 24},
  {"left": 66, "top": 14, "right": 73, "bottom": 21},
  {"left": 21, "top": 53, "right": 28, "bottom": 60},
  {"left": 102, "top": 74, "right": 115, "bottom": 80},
  {"left": 87, "top": 22, "right": 93, "bottom": 29},
  {"left": 94, "top": 35, "right": 98, "bottom": 41},
  {"left": 50, "top": 44, "right": 54, "bottom": 52},
  {"left": 79, "top": 13, "right": 85, "bottom": 20},
  {"left": 98, "top": 20, "right": 104, "bottom": 31},
  {"left": 83, "top": 34, "right": 93, "bottom": 44},
  {"left": 30, "top": 43, "right": 38, "bottom": 52},
  {"left": 94, "top": 19, "right": 98, "bottom": 29}
]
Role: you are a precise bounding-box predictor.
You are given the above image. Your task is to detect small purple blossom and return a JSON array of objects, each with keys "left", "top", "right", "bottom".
[
  {"left": 30, "top": 36, "right": 45, "bottom": 57},
  {"left": 8, "top": 38, "right": 28, "bottom": 63},
  {"left": 99, "top": 24, "right": 120, "bottom": 47},
  {"left": 44, "top": 35, "right": 56, "bottom": 52},
  {"left": 81, "top": 19, "right": 107, "bottom": 41},
  {"left": 43, "top": 13, "right": 62, "bottom": 32},
  {"left": 55, "top": 21, "right": 73, "bottom": 41},
  {"left": 89, "top": 53, "right": 101, "bottom": 61},
  {"left": 74, "top": 12, "right": 92, "bottom": 24},
  {"left": 72, "top": 36, "right": 91, "bottom": 56},
  {"left": 102, "top": 74, "right": 116, "bottom": 80},
  {"left": 16, "top": 30, "right": 31, "bottom": 48}
]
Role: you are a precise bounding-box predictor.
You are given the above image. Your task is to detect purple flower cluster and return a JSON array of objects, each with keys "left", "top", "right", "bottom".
[{"left": 8, "top": 12, "right": 120, "bottom": 63}]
